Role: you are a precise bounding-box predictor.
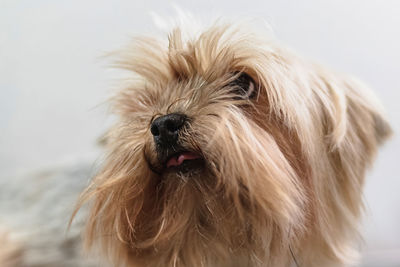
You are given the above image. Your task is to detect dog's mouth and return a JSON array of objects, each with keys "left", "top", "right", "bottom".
[
  {"left": 166, "top": 151, "right": 201, "bottom": 168},
  {"left": 162, "top": 151, "right": 204, "bottom": 174},
  {"left": 145, "top": 144, "right": 206, "bottom": 175}
]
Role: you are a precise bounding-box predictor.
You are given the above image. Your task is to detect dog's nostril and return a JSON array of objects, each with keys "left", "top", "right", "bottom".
[
  {"left": 165, "top": 119, "right": 178, "bottom": 133},
  {"left": 150, "top": 124, "right": 160, "bottom": 136}
]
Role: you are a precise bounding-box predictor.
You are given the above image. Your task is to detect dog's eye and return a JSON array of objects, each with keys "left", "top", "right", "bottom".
[{"left": 230, "top": 72, "right": 257, "bottom": 99}]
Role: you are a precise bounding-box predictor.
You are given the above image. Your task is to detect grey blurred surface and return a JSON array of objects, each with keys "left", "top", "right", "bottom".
[
  {"left": 1, "top": 0, "right": 399, "bottom": 266},
  {"left": 0, "top": 162, "right": 103, "bottom": 266}
]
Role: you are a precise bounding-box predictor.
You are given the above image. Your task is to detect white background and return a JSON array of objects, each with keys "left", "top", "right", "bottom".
[{"left": 1, "top": 1, "right": 399, "bottom": 265}]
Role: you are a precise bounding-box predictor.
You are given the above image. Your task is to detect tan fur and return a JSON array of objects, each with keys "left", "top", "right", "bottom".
[
  {"left": 0, "top": 229, "right": 23, "bottom": 267},
  {"left": 73, "top": 21, "right": 391, "bottom": 267}
]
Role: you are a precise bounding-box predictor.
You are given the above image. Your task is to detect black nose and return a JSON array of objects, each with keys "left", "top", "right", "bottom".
[{"left": 150, "top": 113, "right": 186, "bottom": 147}]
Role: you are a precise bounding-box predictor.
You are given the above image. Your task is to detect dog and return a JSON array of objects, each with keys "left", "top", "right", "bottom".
[{"left": 68, "top": 20, "right": 393, "bottom": 267}]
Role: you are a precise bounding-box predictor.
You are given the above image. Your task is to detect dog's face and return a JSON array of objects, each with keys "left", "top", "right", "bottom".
[
  {"left": 76, "top": 23, "right": 391, "bottom": 267},
  {"left": 143, "top": 71, "right": 260, "bottom": 180}
]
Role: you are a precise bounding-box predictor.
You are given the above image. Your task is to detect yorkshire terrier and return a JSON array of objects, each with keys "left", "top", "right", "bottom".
[{"left": 69, "top": 20, "right": 392, "bottom": 267}]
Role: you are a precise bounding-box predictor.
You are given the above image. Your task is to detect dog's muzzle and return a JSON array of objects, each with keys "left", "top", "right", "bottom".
[{"left": 150, "top": 113, "right": 203, "bottom": 172}]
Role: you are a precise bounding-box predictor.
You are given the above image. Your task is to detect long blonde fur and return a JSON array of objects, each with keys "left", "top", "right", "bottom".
[
  {"left": 0, "top": 228, "right": 23, "bottom": 267},
  {"left": 73, "top": 21, "right": 391, "bottom": 267}
]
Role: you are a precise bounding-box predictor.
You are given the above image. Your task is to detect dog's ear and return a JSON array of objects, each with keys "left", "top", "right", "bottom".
[
  {"left": 318, "top": 72, "right": 391, "bottom": 157},
  {"left": 304, "top": 71, "right": 392, "bottom": 264}
]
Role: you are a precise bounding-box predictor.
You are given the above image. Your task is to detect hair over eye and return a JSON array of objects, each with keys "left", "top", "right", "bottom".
[{"left": 230, "top": 72, "right": 257, "bottom": 99}]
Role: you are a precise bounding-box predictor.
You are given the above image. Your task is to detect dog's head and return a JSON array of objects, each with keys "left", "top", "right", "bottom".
[{"left": 75, "top": 22, "right": 391, "bottom": 267}]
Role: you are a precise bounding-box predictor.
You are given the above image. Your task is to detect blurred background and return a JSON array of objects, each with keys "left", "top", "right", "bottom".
[{"left": 1, "top": 0, "right": 399, "bottom": 266}]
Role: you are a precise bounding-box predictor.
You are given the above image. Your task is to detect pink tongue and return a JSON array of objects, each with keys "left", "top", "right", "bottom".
[{"left": 166, "top": 152, "right": 200, "bottom": 168}]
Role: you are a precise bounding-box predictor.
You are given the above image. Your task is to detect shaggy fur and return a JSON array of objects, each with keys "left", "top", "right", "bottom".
[
  {"left": 0, "top": 228, "right": 23, "bottom": 267},
  {"left": 73, "top": 21, "right": 391, "bottom": 267}
]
